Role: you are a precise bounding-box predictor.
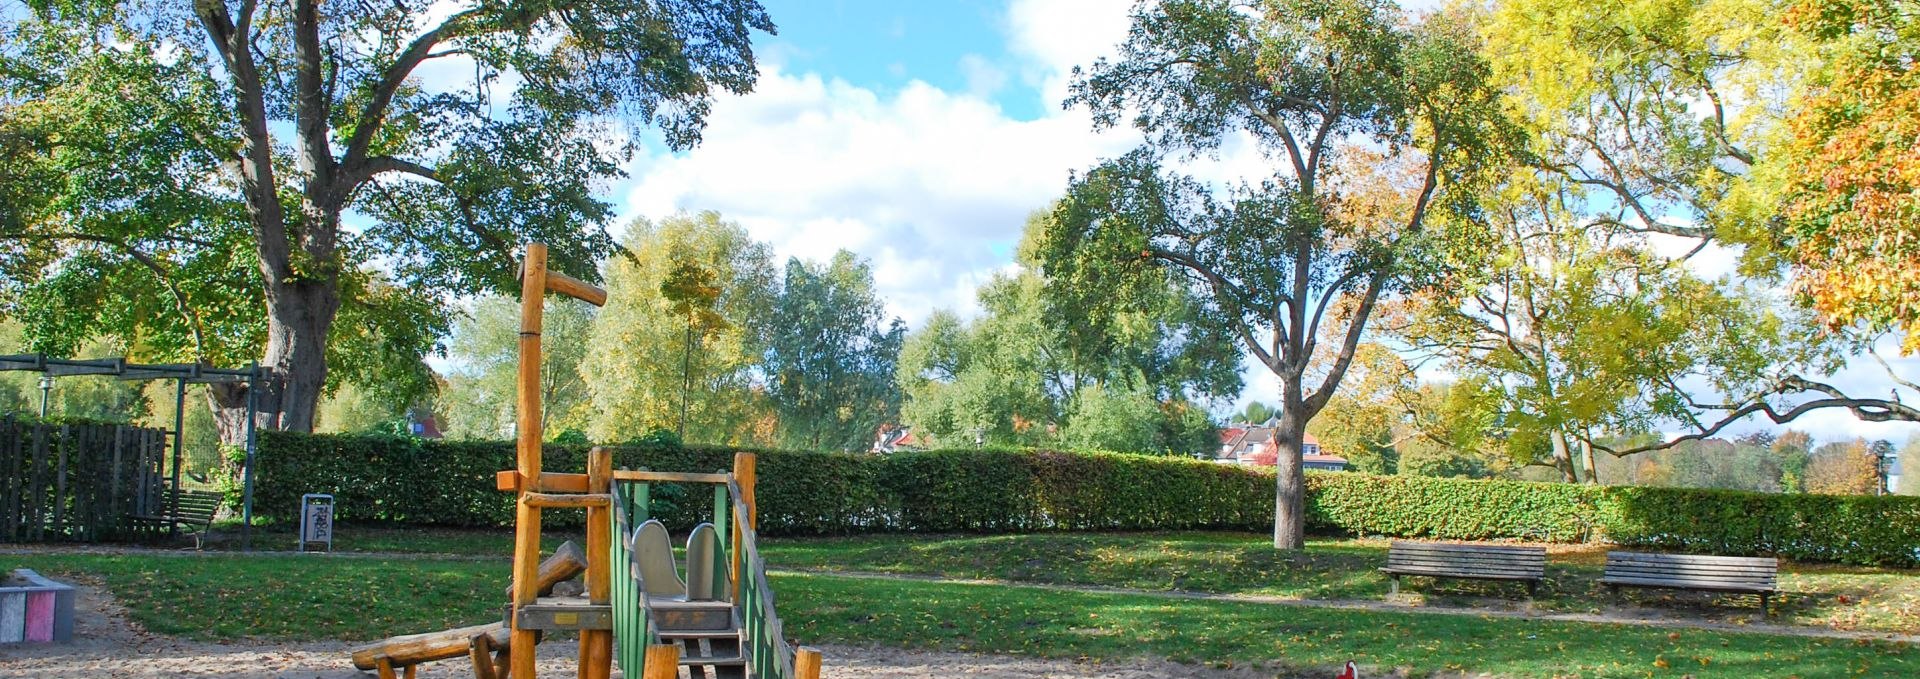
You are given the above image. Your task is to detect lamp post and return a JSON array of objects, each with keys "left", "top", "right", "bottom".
[{"left": 37, "top": 375, "right": 53, "bottom": 417}]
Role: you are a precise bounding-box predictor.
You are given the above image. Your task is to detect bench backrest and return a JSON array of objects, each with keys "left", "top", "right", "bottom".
[
  {"left": 1387, "top": 540, "right": 1546, "bottom": 578},
  {"left": 155, "top": 489, "right": 223, "bottom": 521},
  {"left": 1603, "top": 551, "right": 1777, "bottom": 589}
]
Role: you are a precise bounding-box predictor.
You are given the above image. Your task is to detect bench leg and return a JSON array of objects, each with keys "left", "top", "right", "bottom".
[
  {"left": 375, "top": 658, "right": 399, "bottom": 679},
  {"left": 1389, "top": 574, "right": 1400, "bottom": 597},
  {"left": 1526, "top": 580, "right": 1538, "bottom": 599},
  {"left": 1759, "top": 592, "right": 1770, "bottom": 617},
  {"left": 470, "top": 633, "right": 498, "bottom": 679}
]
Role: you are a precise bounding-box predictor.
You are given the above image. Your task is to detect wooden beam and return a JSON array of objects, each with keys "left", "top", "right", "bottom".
[
  {"left": 510, "top": 243, "right": 548, "bottom": 679},
  {"left": 496, "top": 470, "right": 590, "bottom": 493},
  {"left": 545, "top": 271, "right": 608, "bottom": 307},
  {"left": 523, "top": 492, "right": 610, "bottom": 509},
  {"left": 610, "top": 470, "right": 731, "bottom": 485},
  {"left": 580, "top": 446, "right": 613, "bottom": 679}
]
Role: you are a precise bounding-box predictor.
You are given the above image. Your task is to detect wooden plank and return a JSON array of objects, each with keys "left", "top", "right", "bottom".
[
  {"left": 1603, "top": 576, "right": 1774, "bottom": 593},
  {"left": 610, "top": 470, "right": 732, "bottom": 485},
  {"left": 1606, "top": 552, "right": 1776, "bottom": 567},
  {"left": 26, "top": 425, "right": 48, "bottom": 541},
  {"left": 522, "top": 492, "right": 610, "bottom": 509},
  {"left": 1380, "top": 568, "right": 1540, "bottom": 582},
  {"left": 1391, "top": 541, "right": 1544, "bottom": 554}
]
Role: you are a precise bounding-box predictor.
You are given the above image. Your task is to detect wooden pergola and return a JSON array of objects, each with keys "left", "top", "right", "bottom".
[{"left": 0, "top": 354, "right": 263, "bottom": 547}]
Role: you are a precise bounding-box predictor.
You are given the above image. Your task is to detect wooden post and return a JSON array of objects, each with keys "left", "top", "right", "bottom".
[
  {"left": 510, "top": 243, "right": 550, "bottom": 679},
  {"left": 579, "top": 447, "right": 613, "bottom": 679},
  {"left": 642, "top": 644, "right": 680, "bottom": 679},
  {"left": 796, "top": 647, "right": 823, "bottom": 679},
  {"left": 730, "top": 452, "right": 757, "bottom": 603}
]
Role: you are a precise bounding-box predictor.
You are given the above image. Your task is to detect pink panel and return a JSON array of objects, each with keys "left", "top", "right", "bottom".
[{"left": 24, "top": 592, "right": 54, "bottom": 642}]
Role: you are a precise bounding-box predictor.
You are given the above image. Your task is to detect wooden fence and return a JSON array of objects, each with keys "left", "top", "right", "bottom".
[{"left": 0, "top": 417, "right": 171, "bottom": 542}]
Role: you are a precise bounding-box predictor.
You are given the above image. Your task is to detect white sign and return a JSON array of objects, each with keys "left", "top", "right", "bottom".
[{"left": 300, "top": 494, "right": 334, "bottom": 552}]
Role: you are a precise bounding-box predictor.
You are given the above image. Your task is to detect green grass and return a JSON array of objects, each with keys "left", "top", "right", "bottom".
[
  {"left": 10, "top": 550, "right": 1912, "bottom": 677},
  {"left": 205, "top": 522, "right": 568, "bottom": 556},
  {"left": 13, "top": 553, "right": 506, "bottom": 641},
  {"left": 761, "top": 532, "right": 1920, "bottom": 635},
  {"left": 777, "top": 572, "right": 1915, "bottom": 679}
]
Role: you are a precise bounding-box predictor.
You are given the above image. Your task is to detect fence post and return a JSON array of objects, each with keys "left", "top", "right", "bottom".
[
  {"left": 642, "top": 644, "right": 680, "bottom": 679},
  {"left": 796, "top": 647, "right": 823, "bottom": 679}
]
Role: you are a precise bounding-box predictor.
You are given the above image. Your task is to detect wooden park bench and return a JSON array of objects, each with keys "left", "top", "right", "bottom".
[
  {"left": 1380, "top": 540, "right": 1547, "bottom": 597},
  {"left": 1601, "top": 551, "right": 1779, "bottom": 614},
  {"left": 126, "top": 489, "right": 223, "bottom": 549}
]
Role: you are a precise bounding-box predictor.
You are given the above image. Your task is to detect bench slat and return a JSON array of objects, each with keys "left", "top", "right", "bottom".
[{"left": 1602, "top": 576, "right": 1775, "bottom": 593}]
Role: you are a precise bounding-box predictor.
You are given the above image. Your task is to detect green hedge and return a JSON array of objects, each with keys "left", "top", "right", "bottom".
[{"left": 248, "top": 432, "right": 1920, "bottom": 566}]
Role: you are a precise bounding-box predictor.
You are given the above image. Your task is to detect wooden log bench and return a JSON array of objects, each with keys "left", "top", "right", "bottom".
[
  {"left": 1600, "top": 551, "right": 1779, "bottom": 615},
  {"left": 126, "top": 489, "right": 223, "bottom": 549},
  {"left": 348, "top": 541, "right": 587, "bottom": 679},
  {"left": 1379, "top": 541, "right": 1547, "bottom": 598}
]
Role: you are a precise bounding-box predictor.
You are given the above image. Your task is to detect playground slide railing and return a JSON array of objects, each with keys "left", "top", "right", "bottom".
[
  {"left": 609, "top": 480, "right": 660, "bottom": 676},
  {"left": 731, "top": 479, "right": 799, "bottom": 679}
]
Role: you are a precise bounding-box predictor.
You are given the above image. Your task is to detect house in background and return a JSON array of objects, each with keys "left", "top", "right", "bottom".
[
  {"left": 1212, "top": 418, "right": 1347, "bottom": 471},
  {"left": 871, "top": 424, "right": 924, "bottom": 454}
]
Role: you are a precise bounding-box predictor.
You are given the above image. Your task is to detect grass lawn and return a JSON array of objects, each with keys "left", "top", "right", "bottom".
[
  {"left": 204, "top": 521, "right": 568, "bottom": 557},
  {"left": 8, "top": 551, "right": 1913, "bottom": 678},
  {"left": 760, "top": 532, "right": 1920, "bottom": 635}
]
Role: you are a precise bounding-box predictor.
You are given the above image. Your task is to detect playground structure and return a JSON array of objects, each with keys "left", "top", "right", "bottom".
[{"left": 349, "top": 243, "right": 818, "bottom": 679}]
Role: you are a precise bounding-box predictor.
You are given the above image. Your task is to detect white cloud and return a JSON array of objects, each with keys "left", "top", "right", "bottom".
[{"left": 617, "top": 66, "right": 1133, "bottom": 326}]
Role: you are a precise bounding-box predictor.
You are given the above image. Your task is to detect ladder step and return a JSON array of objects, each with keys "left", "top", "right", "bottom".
[
  {"left": 679, "top": 655, "right": 746, "bottom": 666},
  {"left": 658, "top": 629, "right": 740, "bottom": 640}
]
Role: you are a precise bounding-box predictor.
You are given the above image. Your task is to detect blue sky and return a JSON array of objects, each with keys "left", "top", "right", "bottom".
[{"left": 596, "top": 0, "right": 1918, "bottom": 446}]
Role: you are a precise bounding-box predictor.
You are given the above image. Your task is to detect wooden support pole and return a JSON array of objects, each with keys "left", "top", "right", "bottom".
[
  {"left": 545, "top": 271, "right": 608, "bottom": 307},
  {"left": 510, "top": 243, "right": 549, "bottom": 679},
  {"left": 796, "top": 647, "right": 824, "bottom": 679},
  {"left": 522, "top": 492, "right": 612, "bottom": 509},
  {"left": 642, "top": 644, "right": 680, "bottom": 679},
  {"left": 730, "top": 452, "right": 757, "bottom": 603},
  {"left": 579, "top": 447, "right": 613, "bottom": 679}
]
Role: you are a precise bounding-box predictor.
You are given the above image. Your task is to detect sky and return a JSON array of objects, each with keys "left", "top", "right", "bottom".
[{"left": 575, "top": 0, "right": 1917, "bottom": 446}]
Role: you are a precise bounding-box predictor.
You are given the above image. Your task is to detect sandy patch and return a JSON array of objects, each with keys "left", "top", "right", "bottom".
[{"left": 0, "top": 582, "right": 1300, "bottom": 679}]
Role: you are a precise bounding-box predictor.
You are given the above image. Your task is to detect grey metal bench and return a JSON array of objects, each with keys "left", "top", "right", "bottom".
[
  {"left": 1380, "top": 540, "right": 1547, "bottom": 597},
  {"left": 1601, "top": 551, "right": 1779, "bottom": 614}
]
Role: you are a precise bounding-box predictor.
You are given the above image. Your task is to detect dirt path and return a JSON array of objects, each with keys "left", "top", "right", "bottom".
[
  {"left": 776, "top": 568, "right": 1920, "bottom": 644},
  {"left": 0, "top": 580, "right": 1298, "bottom": 679}
]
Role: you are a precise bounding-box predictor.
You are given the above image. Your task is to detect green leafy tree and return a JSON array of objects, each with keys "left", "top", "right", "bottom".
[
  {"left": 662, "top": 259, "right": 727, "bottom": 441},
  {"left": 581, "top": 213, "right": 777, "bottom": 445},
  {"left": 436, "top": 295, "right": 594, "bottom": 440},
  {"left": 1042, "top": 0, "right": 1509, "bottom": 548},
  {"left": 0, "top": 0, "right": 774, "bottom": 438},
  {"left": 1236, "top": 401, "right": 1277, "bottom": 425},
  {"left": 899, "top": 216, "right": 1239, "bottom": 454},
  {"left": 764, "top": 252, "right": 906, "bottom": 451}
]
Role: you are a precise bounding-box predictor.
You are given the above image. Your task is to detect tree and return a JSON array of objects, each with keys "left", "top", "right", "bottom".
[
  {"left": 1901, "top": 434, "right": 1920, "bottom": 496},
  {"left": 764, "top": 252, "right": 906, "bottom": 451},
  {"left": 0, "top": 0, "right": 775, "bottom": 438},
  {"left": 1805, "top": 439, "right": 1882, "bottom": 496},
  {"left": 581, "top": 213, "right": 777, "bottom": 445},
  {"left": 898, "top": 215, "right": 1240, "bottom": 454},
  {"left": 1474, "top": 0, "right": 1920, "bottom": 453},
  {"left": 1042, "top": 0, "right": 1509, "bottom": 548},
  {"left": 436, "top": 295, "right": 594, "bottom": 440},
  {"left": 1775, "top": 0, "right": 1920, "bottom": 352},
  {"left": 1306, "top": 344, "right": 1414, "bottom": 475},
  {"left": 1236, "top": 401, "right": 1277, "bottom": 425}
]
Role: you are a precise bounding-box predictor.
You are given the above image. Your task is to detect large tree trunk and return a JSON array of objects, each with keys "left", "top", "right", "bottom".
[
  {"left": 1272, "top": 394, "right": 1308, "bottom": 550},
  {"left": 207, "top": 279, "right": 341, "bottom": 446},
  {"left": 1550, "top": 431, "right": 1579, "bottom": 483}
]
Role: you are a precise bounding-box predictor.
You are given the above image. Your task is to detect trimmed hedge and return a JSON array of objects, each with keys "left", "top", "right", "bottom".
[{"left": 248, "top": 432, "right": 1920, "bottom": 567}]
